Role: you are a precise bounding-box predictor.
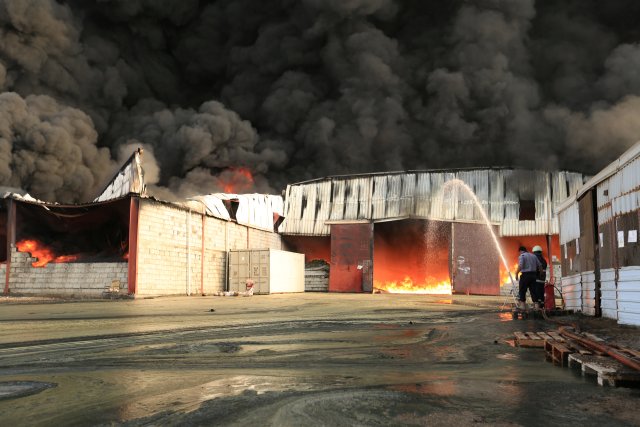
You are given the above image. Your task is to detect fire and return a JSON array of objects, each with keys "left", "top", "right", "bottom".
[
  {"left": 374, "top": 276, "right": 452, "bottom": 295},
  {"left": 218, "top": 167, "right": 255, "bottom": 193},
  {"left": 500, "top": 263, "right": 519, "bottom": 288},
  {"left": 16, "top": 239, "right": 79, "bottom": 267},
  {"left": 374, "top": 220, "right": 453, "bottom": 295}
]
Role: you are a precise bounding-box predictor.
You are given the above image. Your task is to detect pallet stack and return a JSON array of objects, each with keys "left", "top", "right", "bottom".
[{"left": 514, "top": 330, "right": 640, "bottom": 387}]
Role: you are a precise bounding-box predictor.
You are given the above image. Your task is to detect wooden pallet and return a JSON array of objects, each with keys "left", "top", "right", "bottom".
[
  {"left": 515, "top": 329, "right": 640, "bottom": 387},
  {"left": 514, "top": 331, "right": 565, "bottom": 348},
  {"left": 545, "top": 340, "right": 573, "bottom": 366},
  {"left": 568, "top": 353, "right": 640, "bottom": 387},
  {"left": 514, "top": 332, "right": 544, "bottom": 347}
]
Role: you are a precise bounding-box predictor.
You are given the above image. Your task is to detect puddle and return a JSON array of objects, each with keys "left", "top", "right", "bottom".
[
  {"left": 389, "top": 381, "right": 457, "bottom": 396},
  {"left": 496, "top": 353, "right": 519, "bottom": 360},
  {"left": 498, "top": 312, "right": 515, "bottom": 322},
  {"left": 0, "top": 381, "right": 56, "bottom": 400}
]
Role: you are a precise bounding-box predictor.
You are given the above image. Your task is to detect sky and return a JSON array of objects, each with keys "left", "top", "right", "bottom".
[{"left": 1, "top": 0, "right": 640, "bottom": 202}]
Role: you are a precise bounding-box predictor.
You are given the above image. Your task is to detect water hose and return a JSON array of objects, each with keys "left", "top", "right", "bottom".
[{"left": 558, "top": 326, "right": 640, "bottom": 372}]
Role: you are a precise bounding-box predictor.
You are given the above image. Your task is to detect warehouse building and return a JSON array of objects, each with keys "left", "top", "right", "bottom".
[
  {"left": 2, "top": 148, "right": 590, "bottom": 299},
  {"left": 1, "top": 150, "right": 287, "bottom": 298},
  {"left": 557, "top": 142, "right": 640, "bottom": 326},
  {"left": 280, "top": 169, "right": 586, "bottom": 295}
]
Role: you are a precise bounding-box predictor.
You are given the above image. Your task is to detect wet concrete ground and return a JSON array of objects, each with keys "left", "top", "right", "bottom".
[{"left": 0, "top": 294, "right": 638, "bottom": 426}]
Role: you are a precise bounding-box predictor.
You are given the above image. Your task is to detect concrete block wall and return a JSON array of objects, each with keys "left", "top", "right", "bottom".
[
  {"left": 136, "top": 199, "right": 284, "bottom": 297},
  {"left": 202, "top": 216, "right": 227, "bottom": 295},
  {"left": 7, "top": 248, "right": 127, "bottom": 298},
  {"left": 137, "top": 201, "right": 199, "bottom": 296},
  {"left": 305, "top": 268, "right": 329, "bottom": 292}
]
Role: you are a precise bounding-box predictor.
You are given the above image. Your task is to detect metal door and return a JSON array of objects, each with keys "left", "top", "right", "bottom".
[
  {"left": 329, "top": 223, "right": 374, "bottom": 292},
  {"left": 451, "top": 222, "right": 500, "bottom": 295}
]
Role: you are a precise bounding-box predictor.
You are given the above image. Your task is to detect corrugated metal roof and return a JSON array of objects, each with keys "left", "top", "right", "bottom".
[
  {"left": 575, "top": 141, "right": 640, "bottom": 201},
  {"left": 556, "top": 141, "right": 640, "bottom": 224},
  {"left": 94, "top": 149, "right": 146, "bottom": 202},
  {"left": 280, "top": 168, "right": 585, "bottom": 236},
  {"left": 557, "top": 140, "right": 640, "bottom": 215},
  {"left": 190, "top": 193, "right": 283, "bottom": 231}
]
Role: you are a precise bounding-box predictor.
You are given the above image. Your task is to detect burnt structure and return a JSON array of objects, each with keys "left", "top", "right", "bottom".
[
  {"left": 0, "top": 151, "right": 285, "bottom": 298},
  {"left": 280, "top": 169, "right": 587, "bottom": 295}
]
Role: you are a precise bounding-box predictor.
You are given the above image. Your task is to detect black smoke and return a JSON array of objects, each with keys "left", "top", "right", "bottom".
[{"left": 1, "top": 0, "right": 639, "bottom": 202}]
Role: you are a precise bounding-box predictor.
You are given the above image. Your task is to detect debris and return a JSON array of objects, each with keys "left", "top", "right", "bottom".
[
  {"left": 514, "top": 328, "right": 640, "bottom": 387},
  {"left": 514, "top": 332, "right": 545, "bottom": 348},
  {"left": 568, "top": 354, "right": 640, "bottom": 387}
]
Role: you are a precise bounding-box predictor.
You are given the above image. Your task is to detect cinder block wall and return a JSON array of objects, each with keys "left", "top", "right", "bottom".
[
  {"left": 7, "top": 248, "right": 127, "bottom": 298},
  {"left": 135, "top": 199, "right": 285, "bottom": 297},
  {"left": 305, "top": 267, "right": 329, "bottom": 292}
]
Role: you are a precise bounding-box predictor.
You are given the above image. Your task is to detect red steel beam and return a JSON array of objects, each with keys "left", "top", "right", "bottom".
[
  {"left": 201, "top": 215, "right": 205, "bottom": 295},
  {"left": 128, "top": 196, "right": 140, "bottom": 295},
  {"left": 4, "top": 200, "right": 15, "bottom": 295}
]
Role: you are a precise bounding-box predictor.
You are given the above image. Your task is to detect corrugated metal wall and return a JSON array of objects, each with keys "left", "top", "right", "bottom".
[
  {"left": 617, "top": 266, "right": 640, "bottom": 325},
  {"left": 557, "top": 143, "right": 640, "bottom": 326},
  {"left": 559, "top": 202, "right": 580, "bottom": 245},
  {"left": 281, "top": 169, "right": 585, "bottom": 237},
  {"left": 581, "top": 271, "right": 597, "bottom": 316},
  {"left": 600, "top": 268, "right": 617, "bottom": 319}
]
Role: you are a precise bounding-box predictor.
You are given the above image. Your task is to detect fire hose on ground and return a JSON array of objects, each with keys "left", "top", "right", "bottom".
[{"left": 557, "top": 326, "right": 640, "bottom": 372}]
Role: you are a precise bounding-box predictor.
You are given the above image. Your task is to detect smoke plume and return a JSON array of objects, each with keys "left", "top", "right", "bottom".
[{"left": 0, "top": 0, "right": 639, "bottom": 202}]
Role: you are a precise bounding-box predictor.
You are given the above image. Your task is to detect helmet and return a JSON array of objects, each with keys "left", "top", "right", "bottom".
[{"left": 532, "top": 245, "right": 543, "bottom": 253}]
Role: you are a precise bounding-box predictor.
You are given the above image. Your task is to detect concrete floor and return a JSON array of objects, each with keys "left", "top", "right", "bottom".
[{"left": 0, "top": 294, "right": 638, "bottom": 426}]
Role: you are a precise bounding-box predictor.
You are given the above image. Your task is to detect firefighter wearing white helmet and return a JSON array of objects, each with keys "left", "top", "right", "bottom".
[{"left": 532, "top": 245, "right": 548, "bottom": 308}]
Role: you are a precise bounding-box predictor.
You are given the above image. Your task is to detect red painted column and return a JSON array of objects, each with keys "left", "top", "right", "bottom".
[
  {"left": 201, "top": 215, "right": 205, "bottom": 295},
  {"left": 128, "top": 197, "right": 140, "bottom": 295},
  {"left": 4, "top": 200, "right": 15, "bottom": 295}
]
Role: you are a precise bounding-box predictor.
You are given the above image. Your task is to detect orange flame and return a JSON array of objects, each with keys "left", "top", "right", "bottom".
[
  {"left": 16, "top": 239, "right": 79, "bottom": 267},
  {"left": 500, "top": 262, "right": 519, "bottom": 288},
  {"left": 374, "top": 220, "right": 452, "bottom": 295},
  {"left": 374, "top": 276, "right": 452, "bottom": 295},
  {"left": 219, "top": 167, "right": 254, "bottom": 193}
]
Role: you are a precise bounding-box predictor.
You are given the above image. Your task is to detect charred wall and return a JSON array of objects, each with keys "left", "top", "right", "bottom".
[
  {"left": 8, "top": 248, "right": 128, "bottom": 297},
  {"left": 15, "top": 199, "right": 130, "bottom": 263}
]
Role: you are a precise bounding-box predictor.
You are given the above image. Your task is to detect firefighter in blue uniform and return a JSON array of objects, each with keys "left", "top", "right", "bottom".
[{"left": 514, "top": 246, "right": 542, "bottom": 310}]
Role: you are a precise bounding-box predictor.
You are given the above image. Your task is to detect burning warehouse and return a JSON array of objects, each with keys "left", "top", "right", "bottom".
[
  {"left": 279, "top": 169, "right": 587, "bottom": 296},
  {"left": 0, "top": 150, "right": 288, "bottom": 298},
  {"left": 0, "top": 148, "right": 588, "bottom": 299}
]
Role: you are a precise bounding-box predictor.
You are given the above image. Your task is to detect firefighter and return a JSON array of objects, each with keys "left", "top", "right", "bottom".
[
  {"left": 532, "top": 245, "right": 548, "bottom": 308},
  {"left": 514, "top": 246, "right": 542, "bottom": 310}
]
